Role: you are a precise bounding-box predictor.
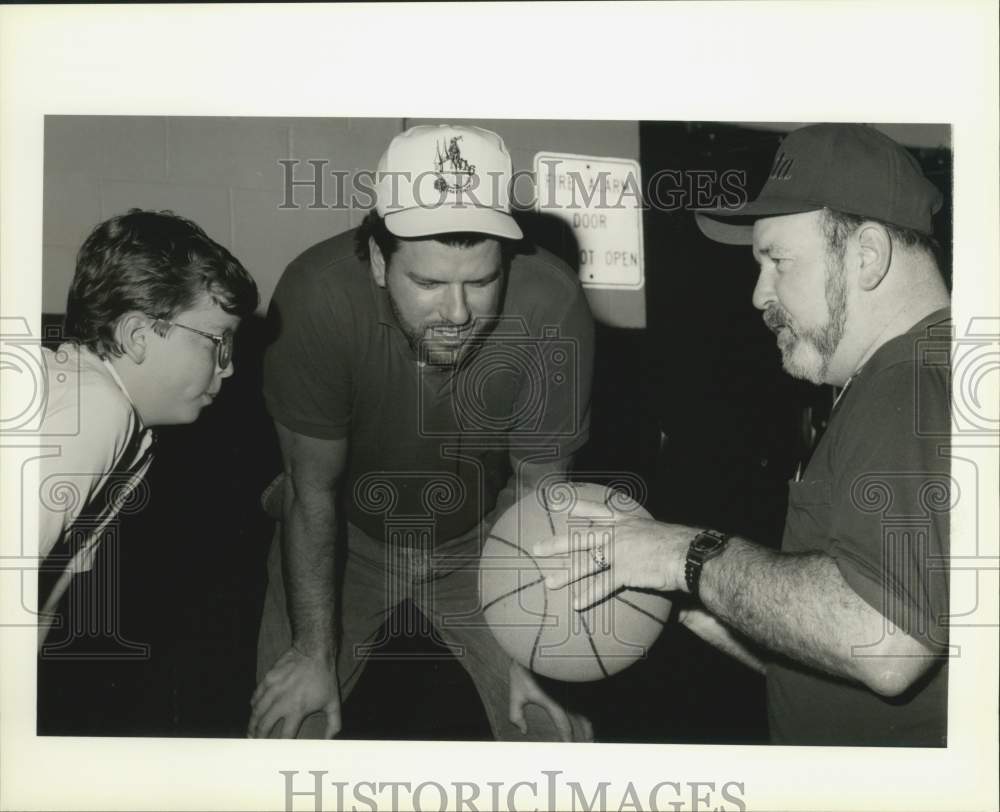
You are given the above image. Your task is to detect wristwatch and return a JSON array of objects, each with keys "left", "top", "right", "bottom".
[{"left": 684, "top": 529, "right": 730, "bottom": 599}]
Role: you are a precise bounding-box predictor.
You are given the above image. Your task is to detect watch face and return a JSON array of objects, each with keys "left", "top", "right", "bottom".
[{"left": 693, "top": 535, "right": 720, "bottom": 554}]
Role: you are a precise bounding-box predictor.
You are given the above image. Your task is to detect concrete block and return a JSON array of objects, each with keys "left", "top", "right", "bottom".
[
  {"left": 42, "top": 243, "right": 78, "bottom": 314},
  {"left": 346, "top": 117, "right": 404, "bottom": 170},
  {"left": 167, "top": 117, "right": 291, "bottom": 190},
  {"left": 231, "top": 187, "right": 351, "bottom": 312},
  {"left": 44, "top": 116, "right": 107, "bottom": 178},
  {"left": 99, "top": 180, "right": 232, "bottom": 248},
  {"left": 43, "top": 173, "right": 102, "bottom": 250},
  {"left": 167, "top": 117, "right": 288, "bottom": 188},
  {"left": 287, "top": 118, "right": 402, "bottom": 206},
  {"left": 229, "top": 118, "right": 293, "bottom": 189},
  {"left": 499, "top": 119, "right": 640, "bottom": 159},
  {"left": 100, "top": 116, "right": 168, "bottom": 182},
  {"left": 45, "top": 116, "right": 169, "bottom": 182},
  {"left": 166, "top": 117, "right": 233, "bottom": 187}
]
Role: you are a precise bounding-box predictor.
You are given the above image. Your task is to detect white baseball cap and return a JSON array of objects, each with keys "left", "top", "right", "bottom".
[{"left": 375, "top": 124, "right": 523, "bottom": 240}]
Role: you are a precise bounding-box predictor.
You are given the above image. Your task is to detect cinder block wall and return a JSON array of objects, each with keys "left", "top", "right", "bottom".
[
  {"left": 43, "top": 116, "right": 643, "bottom": 326},
  {"left": 43, "top": 116, "right": 403, "bottom": 313}
]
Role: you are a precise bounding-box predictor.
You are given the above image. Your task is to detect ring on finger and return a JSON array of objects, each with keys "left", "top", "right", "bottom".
[{"left": 592, "top": 545, "right": 610, "bottom": 571}]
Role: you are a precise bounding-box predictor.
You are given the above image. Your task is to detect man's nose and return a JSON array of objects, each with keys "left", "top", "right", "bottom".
[
  {"left": 441, "top": 285, "right": 470, "bottom": 326},
  {"left": 751, "top": 268, "right": 775, "bottom": 312}
]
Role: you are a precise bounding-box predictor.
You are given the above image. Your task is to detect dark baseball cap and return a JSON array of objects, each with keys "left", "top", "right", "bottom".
[{"left": 694, "top": 123, "right": 944, "bottom": 245}]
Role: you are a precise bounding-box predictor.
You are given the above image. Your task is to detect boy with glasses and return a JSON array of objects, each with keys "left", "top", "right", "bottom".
[{"left": 37, "top": 209, "right": 258, "bottom": 645}]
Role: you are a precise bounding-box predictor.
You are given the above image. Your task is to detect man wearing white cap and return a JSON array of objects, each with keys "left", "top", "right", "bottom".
[
  {"left": 248, "top": 125, "right": 595, "bottom": 741},
  {"left": 535, "top": 124, "right": 951, "bottom": 746}
]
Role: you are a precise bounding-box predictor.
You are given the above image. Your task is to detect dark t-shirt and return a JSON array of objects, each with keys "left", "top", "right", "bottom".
[
  {"left": 767, "top": 308, "right": 951, "bottom": 746},
  {"left": 263, "top": 229, "right": 595, "bottom": 544}
]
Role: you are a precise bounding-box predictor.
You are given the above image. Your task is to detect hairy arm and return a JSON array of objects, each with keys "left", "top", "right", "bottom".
[
  {"left": 699, "top": 537, "right": 936, "bottom": 696},
  {"left": 279, "top": 424, "right": 348, "bottom": 656},
  {"left": 247, "top": 423, "right": 348, "bottom": 738},
  {"left": 536, "top": 508, "right": 938, "bottom": 698},
  {"left": 676, "top": 603, "right": 767, "bottom": 675}
]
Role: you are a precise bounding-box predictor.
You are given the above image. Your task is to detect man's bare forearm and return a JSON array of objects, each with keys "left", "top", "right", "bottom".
[
  {"left": 677, "top": 604, "right": 767, "bottom": 675},
  {"left": 698, "top": 538, "right": 878, "bottom": 685},
  {"left": 282, "top": 486, "right": 338, "bottom": 659}
]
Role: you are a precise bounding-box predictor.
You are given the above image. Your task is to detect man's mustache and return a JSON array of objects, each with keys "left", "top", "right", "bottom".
[
  {"left": 423, "top": 317, "right": 498, "bottom": 338},
  {"left": 763, "top": 307, "right": 791, "bottom": 335}
]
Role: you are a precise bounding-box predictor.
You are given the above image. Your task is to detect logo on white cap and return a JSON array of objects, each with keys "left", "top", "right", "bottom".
[
  {"left": 434, "top": 136, "right": 477, "bottom": 193},
  {"left": 374, "top": 124, "right": 523, "bottom": 241}
]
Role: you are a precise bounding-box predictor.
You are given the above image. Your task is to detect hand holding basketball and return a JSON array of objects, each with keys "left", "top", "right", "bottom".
[
  {"left": 532, "top": 497, "right": 693, "bottom": 609},
  {"left": 479, "top": 482, "right": 674, "bottom": 682}
]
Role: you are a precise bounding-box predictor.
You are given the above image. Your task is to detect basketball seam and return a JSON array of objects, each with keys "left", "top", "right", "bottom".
[
  {"left": 485, "top": 533, "right": 551, "bottom": 674},
  {"left": 614, "top": 594, "right": 668, "bottom": 627},
  {"left": 485, "top": 484, "right": 661, "bottom": 681},
  {"left": 529, "top": 492, "right": 559, "bottom": 672},
  {"left": 482, "top": 575, "right": 545, "bottom": 613},
  {"left": 578, "top": 611, "right": 609, "bottom": 678},
  {"left": 488, "top": 533, "right": 526, "bottom": 555}
]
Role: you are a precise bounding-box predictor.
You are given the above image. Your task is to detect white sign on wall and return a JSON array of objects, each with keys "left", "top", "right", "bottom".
[{"left": 533, "top": 152, "right": 644, "bottom": 290}]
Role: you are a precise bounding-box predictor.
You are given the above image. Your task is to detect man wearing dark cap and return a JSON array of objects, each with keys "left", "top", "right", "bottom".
[
  {"left": 248, "top": 124, "right": 595, "bottom": 742},
  {"left": 535, "top": 124, "right": 951, "bottom": 746}
]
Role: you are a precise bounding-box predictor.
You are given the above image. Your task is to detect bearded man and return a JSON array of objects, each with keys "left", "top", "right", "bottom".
[
  {"left": 248, "top": 124, "right": 595, "bottom": 742},
  {"left": 534, "top": 124, "right": 951, "bottom": 746}
]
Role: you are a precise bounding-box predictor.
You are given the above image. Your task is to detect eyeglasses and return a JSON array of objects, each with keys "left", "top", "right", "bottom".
[{"left": 153, "top": 318, "right": 234, "bottom": 370}]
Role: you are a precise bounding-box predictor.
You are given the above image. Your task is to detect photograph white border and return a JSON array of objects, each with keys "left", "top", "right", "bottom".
[{"left": 2, "top": 3, "right": 997, "bottom": 811}]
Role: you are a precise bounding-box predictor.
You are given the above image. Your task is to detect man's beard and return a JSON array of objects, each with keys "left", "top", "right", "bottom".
[
  {"left": 387, "top": 289, "right": 486, "bottom": 368},
  {"left": 763, "top": 253, "right": 848, "bottom": 385}
]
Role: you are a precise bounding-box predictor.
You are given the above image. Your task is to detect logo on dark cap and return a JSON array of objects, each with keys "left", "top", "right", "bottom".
[
  {"left": 770, "top": 150, "right": 795, "bottom": 181},
  {"left": 434, "top": 136, "right": 477, "bottom": 192}
]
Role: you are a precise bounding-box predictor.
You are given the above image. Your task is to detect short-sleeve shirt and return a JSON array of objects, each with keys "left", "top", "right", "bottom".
[
  {"left": 263, "top": 229, "right": 595, "bottom": 544},
  {"left": 767, "top": 309, "right": 951, "bottom": 746}
]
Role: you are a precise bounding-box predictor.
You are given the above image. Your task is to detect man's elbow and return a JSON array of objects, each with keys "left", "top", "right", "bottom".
[
  {"left": 284, "top": 474, "right": 340, "bottom": 521},
  {"left": 862, "top": 664, "right": 921, "bottom": 698},
  {"left": 854, "top": 642, "right": 937, "bottom": 698}
]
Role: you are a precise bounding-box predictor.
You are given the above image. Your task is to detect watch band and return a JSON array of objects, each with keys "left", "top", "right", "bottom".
[{"left": 684, "top": 529, "right": 731, "bottom": 599}]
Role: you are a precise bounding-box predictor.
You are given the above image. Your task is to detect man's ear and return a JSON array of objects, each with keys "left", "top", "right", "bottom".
[
  {"left": 369, "top": 237, "right": 387, "bottom": 287},
  {"left": 116, "top": 312, "right": 151, "bottom": 364},
  {"left": 856, "top": 223, "right": 892, "bottom": 291}
]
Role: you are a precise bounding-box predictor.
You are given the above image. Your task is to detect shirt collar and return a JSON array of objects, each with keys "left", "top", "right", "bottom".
[
  {"left": 76, "top": 345, "right": 148, "bottom": 431},
  {"left": 854, "top": 306, "right": 952, "bottom": 382},
  {"left": 372, "top": 276, "right": 398, "bottom": 329}
]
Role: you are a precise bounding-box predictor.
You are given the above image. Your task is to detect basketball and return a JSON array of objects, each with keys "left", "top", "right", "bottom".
[{"left": 479, "top": 481, "right": 672, "bottom": 682}]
